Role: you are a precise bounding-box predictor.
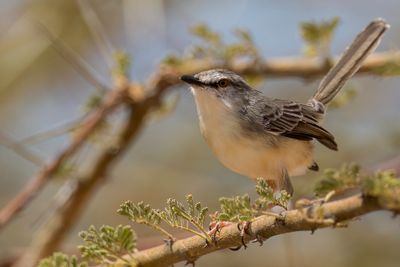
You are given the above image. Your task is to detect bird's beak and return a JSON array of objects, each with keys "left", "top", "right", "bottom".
[{"left": 180, "top": 75, "right": 204, "bottom": 86}]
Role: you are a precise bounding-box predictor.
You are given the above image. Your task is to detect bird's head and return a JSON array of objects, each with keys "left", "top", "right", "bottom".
[{"left": 181, "top": 69, "right": 253, "bottom": 102}]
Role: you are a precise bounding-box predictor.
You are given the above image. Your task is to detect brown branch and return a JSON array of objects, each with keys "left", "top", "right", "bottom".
[
  {"left": 11, "top": 72, "right": 179, "bottom": 267},
  {"left": 0, "top": 49, "right": 396, "bottom": 231},
  {"left": 12, "top": 100, "right": 147, "bottom": 267},
  {"left": 169, "top": 51, "right": 399, "bottom": 79},
  {"left": 17, "top": 117, "right": 84, "bottom": 146},
  {"left": 76, "top": 0, "right": 115, "bottom": 68},
  {"left": 2, "top": 16, "right": 397, "bottom": 266},
  {"left": 1, "top": 48, "right": 396, "bottom": 231},
  {"left": 0, "top": 132, "right": 43, "bottom": 166},
  {"left": 0, "top": 86, "right": 126, "bottom": 229},
  {"left": 34, "top": 21, "right": 109, "bottom": 93},
  {"left": 129, "top": 194, "right": 398, "bottom": 267}
]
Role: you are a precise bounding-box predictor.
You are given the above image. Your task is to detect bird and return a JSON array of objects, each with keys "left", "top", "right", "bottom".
[{"left": 181, "top": 19, "right": 389, "bottom": 196}]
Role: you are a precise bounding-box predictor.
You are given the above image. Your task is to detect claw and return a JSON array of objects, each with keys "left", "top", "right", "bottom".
[
  {"left": 184, "top": 254, "right": 198, "bottom": 266},
  {"left": 184, "top": 260, "right": 196, "bottom": 266},
  {"left": 163, "top": 237, "right": 175, "bottom": 250},
  {"left": 202, "top": 239, "right": 211, "bottom": 248},
  {"left": 252, "top": 234, "right": 264, "bottom": 246},
  {"left": 229, "top": 245, "right": 242, "bottom": 251}
]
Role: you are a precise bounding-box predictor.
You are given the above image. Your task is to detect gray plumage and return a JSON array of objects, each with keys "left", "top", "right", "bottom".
[{"left": 181, "top": 19, "right": 389, "bottom": 195}]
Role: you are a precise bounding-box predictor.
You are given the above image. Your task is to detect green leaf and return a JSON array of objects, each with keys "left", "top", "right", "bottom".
[
  {"left": 373, "top": 61, "right": 400, "bottom": 76},
  {"left": 118, "top": 201, "right": 162, "bottom": 225},
  {"left": 217, "top": 194, "right": 254, "bottom": 222},
  {"left": 78, "top": 225, "right": 136, "bottom": 264},
  {"left": 300, "top": 17, "right": 340, "bottom": 57},
  {"left": 118, "top": 201, "right": 173, "bottom": 239},
  {"left": 329, "top": 86, "right": 357, "bottom": 108},
  {"left": 234, "top": 28, "right": 253, "bottom": 43},
  {"left": 159, "top": 195, "right": 210, "bottom": 240},
  {"left": 191, "top": 24, "right": 221, "bottom": 46},
  {"left": 161, "top": 54, "right": 183, "bottom": 67},
  {"left": 83, "top": 92, "right": 103, "bottom": 113},
  {"left": 113, "top": 50, "right": 131, "bottom": 77},
  {"left": 37, "top": 252, "right": 87, "bottom": 267},
  {"left": 255, "top": 178, "right": 290, "bottom": 210},
  {"left": 362, "top": 170, "right": 400, "bottom": 210},
  {"left": 314, "top": 163, "right": 361, "bottom": 197}
]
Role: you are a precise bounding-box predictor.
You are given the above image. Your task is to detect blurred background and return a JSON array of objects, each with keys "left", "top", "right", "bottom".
[{"left": 0, "top": 0, "right": 400, "bottom": 266}]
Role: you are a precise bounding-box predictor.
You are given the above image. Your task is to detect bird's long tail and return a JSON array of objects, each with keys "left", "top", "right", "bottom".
[{"left": 310, "top": 19, "right": 389, "bottom": 108}]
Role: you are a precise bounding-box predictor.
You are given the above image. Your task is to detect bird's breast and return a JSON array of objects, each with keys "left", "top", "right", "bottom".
[{"left": 192, "top": 89, "right": 314, "bottom": 180}]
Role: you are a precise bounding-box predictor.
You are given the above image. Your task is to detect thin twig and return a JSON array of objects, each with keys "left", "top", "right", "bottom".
[
  {"left": 169, "top": 51, "right": 400, "bottom": 79},
  {"left": 0, "top": 132, "right": 43, "bottom": 166},
  {"left": 12, "top": 99, "right": 148, "bottom": 267},
  {"left": 17, "top": 117, "right": 84, "bottom": 146},
  {"left": 76, "top": 0, "right": 115, "bottom": 68},
  {"left": 0, "top": 86, "right": 127, "bottom": 229},
  {"left": 34, "top": 21, "right": 109, "bottom": 93}
]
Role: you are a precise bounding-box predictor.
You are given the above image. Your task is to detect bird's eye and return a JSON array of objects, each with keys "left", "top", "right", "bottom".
[{"left": 217, "top": 79, "right": 229, "bottom": 88}]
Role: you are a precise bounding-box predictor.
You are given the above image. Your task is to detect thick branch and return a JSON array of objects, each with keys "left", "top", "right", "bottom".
[{"left": 131, "top": 194, "right": 396, "bottom": 267}]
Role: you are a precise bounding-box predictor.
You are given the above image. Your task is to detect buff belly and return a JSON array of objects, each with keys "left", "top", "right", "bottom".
[{"left": 192, "top": 88, "right": 314, "bottom": 182}]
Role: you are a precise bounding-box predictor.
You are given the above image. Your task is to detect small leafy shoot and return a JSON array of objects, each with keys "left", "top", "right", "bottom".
[
  {"left": 159, "top": 195, "right": 210, "bottom": 241},
  {"left": 78, "top": 225, "right": 136, "bottom": 265},
  {"left": 362, "top": 170, "right": 400, "bottom": 210},
  {"left": 300, "top": 17, "right": 340, "bottom": 57},
  {"left": 255, "top": 178, "right": 290, "bottom": 210},
  {"left": 118, "top": 201, "right": 174, "bottom": 240},
  {"left": 37, "top": 252, "right": 87, "bottom": 267},
  {"left": 217, "top": 194, "right": 254, "bottom": 222},
  {"left": 314, "top": 163, "right": 361, "bottom": 197}
]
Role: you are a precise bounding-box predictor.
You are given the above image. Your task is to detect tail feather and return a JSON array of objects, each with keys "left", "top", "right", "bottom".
[{"left": 311, "top": 19, "right": 389, "bottom": 106}]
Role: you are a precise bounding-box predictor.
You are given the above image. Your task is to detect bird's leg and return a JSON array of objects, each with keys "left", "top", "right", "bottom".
[
  {"left": 267, "top": 168, "right": 293, "bottom": 212},
  {"left": 279, "top": 168, "right": 294, "bottom": 197}
]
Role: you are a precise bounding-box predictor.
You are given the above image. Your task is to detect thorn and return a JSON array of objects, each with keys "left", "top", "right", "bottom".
[
  {"left": 163, "top": 237, "right": 174, "bottom": 250},
  {"left": 334, "top": 221, "right": 348, "bottom": 228},
  {"left": 229, "top": 245, "right": 242, "bottom": 251},
  {"left": 252, "top": 234, "right": 264, "bottom": 246},
  {"left": 202, "top": 239, "right": 211, "bottom": 248},
  {"left": 237, "top": 221, "right": 251, "bottom": 248},
  {"left": 243, "top": 221, "right": 252, "bottom": 236},
  {"left": 208, "top": 221, "right": 231, "bottom": 245},
  {"left": 241, "top": 236, "right": 247, "bottom": 249},
  {"left": 310, "top": 228, "right": 316, "bottom": 235},
  {"left": 275, "top": 214, "right": 286, "bottom": 226},
  {"left": 184, "top": 260, "right": 196, "bottom": 267},
  {"left": 184, "top": 254, "right": 198, "bottom": 266}
]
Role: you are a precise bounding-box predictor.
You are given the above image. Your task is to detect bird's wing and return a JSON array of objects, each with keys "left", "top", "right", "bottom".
[{"left": 259, "top": 99, "right": 337, "bottom": 150}]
